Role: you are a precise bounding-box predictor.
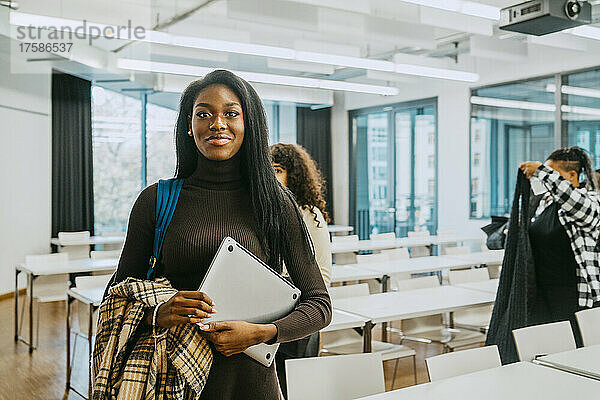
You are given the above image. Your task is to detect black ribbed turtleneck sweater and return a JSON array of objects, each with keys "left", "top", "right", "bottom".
[{"left": 113, "top": 151, "right": 331, "bottom": 399}]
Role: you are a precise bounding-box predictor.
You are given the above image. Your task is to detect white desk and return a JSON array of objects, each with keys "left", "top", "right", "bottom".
[
  {"left": 449, "top": 250, "right": 505, "bottom": 266},
  {"left": 322, "top": 310, "right": 373, "bottom": 352},
  {"left": 536, "top": 345, "right": 600, "bottom": 381},
  {"left": 455, "top": 279, "right": 499, "bottom": 295},
  {"left": 66, "top": 287, "right": 104, "bottom": 399},
  {"left": 357, "top": 362, "right": 600, "bottom": 399},
  {"left": 327, "top": 225, "right": 354, "bottom": 234},
  {"left": 331, "top": 235, "right": 483, "bottom": 254},
  {"left": 353, "top": 256, "right": 476, "bottom": 277},
  {"left": 333, "top": 286, "right": 495, "bottom": 344},
  {"left": 51, "top": 235, "right": 125, "bottom": 246},
  {"left": 14, "top": 258, "right": 118, "bottom": 353},
  {"left": 331, "top": 264, "right": 382, "bottom": 283}
]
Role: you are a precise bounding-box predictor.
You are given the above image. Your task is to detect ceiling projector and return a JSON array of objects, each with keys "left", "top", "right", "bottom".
[{"left": 499, "top": 0, "right": 591, "bottom": 35}]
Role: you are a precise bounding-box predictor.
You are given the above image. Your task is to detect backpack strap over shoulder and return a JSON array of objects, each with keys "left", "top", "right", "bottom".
[{"left": 147, "top": 178, "right": 184, "bottom": 279}]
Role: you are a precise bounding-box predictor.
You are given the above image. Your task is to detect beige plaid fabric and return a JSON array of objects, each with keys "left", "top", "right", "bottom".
[{"left": 92, "top": 278, "right": 213, "bottom": 400}]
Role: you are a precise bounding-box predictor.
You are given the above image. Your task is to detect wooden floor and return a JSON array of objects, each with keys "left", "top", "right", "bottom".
[{"left": 0, "top": 296, "right": 449, "bottom": 399}]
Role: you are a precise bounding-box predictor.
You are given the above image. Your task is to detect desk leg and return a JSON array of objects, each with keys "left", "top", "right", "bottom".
[
  {"left": 363, "top": 321, "right": 373, "bottom": 353},
  {"left": 14, "top": 268, "right": 19, "bottom": 341},
  {"left": 66, "top": 296, "right": 73, "bottom": 391},
  {"left": 381, "top": 275, "right": 390, "bottom": 342},
  {"left": 88, "top": 303, "right": 94, "bottom": 399},
  {"left": 448, "top": 312, "right": 455, "bottom": 329},
  {"left": 28, "top": 274, "right": 35, "bottom": 353}
]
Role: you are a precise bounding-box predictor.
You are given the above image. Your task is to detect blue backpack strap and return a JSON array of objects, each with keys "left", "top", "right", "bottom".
[{"left": 147, "top": 178, "right": 184, "bottom": 279}]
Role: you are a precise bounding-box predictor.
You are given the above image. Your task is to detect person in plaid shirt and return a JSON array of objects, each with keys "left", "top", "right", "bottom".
[{"left": 521, "top": 146, "right": 600, "bottom": 346}]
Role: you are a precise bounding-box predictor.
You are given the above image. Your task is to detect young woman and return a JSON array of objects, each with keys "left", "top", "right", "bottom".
[
  {"left": 270, "top": 143, "right": 333, "bottom": 397},
  {"left": 520, "top": 146, "right": 600, "bottom": 346},
  {"left": 270, "top": 143, "right": 332, "bottom": 286},
  {"left": 110, "top": 70, "right": 331, "bottom": 399}
]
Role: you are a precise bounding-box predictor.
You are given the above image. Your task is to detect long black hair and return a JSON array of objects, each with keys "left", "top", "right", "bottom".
[
  {"left": 174, "top": 70, "right": 313, "bottom": 272},
  {"left": 547, "top": 146, "right": 597, "bottom": 191}
]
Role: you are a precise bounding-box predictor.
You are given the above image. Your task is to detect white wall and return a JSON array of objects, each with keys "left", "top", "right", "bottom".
[
  {"left": 0, "top": 51, "right": 52, "bottom": 295},
  {"left": 333, "top": 46, "right": 600, "bottom": 237}
]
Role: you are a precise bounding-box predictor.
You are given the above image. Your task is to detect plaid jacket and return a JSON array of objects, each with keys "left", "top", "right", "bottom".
[
  {"left": 92, "top": 278, "right": 213, "bottom": 400},
  {"left": 535, "top": 165, "right": 600, "bottom": 307}
]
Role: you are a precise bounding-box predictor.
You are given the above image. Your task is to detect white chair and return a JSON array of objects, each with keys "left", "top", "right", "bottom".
[
  {"left": 407, "top": 231, "right": 431, "bottom": 257},
  {"left": 57, "top": 231, "right": 91, "bottom": 260},
  {"left": 371, "top": 232, "right": 396, "bottom": 241},
  {"left": 90, "top": 249, "right": 121, "bottom": 259},
  {"left": 448, "top": 268, "right": 493, "bottom": 332},
  {"left": 443, "top": 246, "right": 471, "bottom": 256},
  {"left": 396, "top": 276, "right": 486, "bottom": 353},
  {"left": 436, "top": 230, "right": 456, "bottom": 236},
  {"left": 331, "top": 235, "right": 359, "bottom": 265},
  {"left": 75, "top": 274, "right": 113, "bottom": 337},
  {"left": 286, "top": 353, "right": 385, "bottom": 400},
  {"left": 322, "top": 283, "right": 417, "bottom": 388},
  {"left": 576, "top": 308, "right": 600, "bottom": 346},
  {"left": 21, "top": 253, "right": 70, "bottom": 347},
  {"left": 331, "top": 234, "right": 359, "bottom": 244},
  {"left": 426, "top": 345, "right": 501, "bottom": 381},
  {"left": 356, "top": 253, "right": 389, "bottom": 264},
  {"left": 381, "top": 247, "right": 410, "bottom": 260},
  {"left": 512, "top": 321, "right": 576, "bottom": 361}
]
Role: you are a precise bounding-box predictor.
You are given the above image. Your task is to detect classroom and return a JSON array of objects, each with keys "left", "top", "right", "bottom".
[{"left": 1, "top": 1, "right": 599, "bottom": 399}]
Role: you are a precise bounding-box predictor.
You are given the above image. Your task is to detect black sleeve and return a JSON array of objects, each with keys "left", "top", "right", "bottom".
[{"left": 102, "top": 184, "right": 157, "bottom": 300}]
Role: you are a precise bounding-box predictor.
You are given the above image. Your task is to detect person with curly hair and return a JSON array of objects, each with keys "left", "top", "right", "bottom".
[
  {"left": 269, "top": 143, "right": 332, "bottom": 398},
  {"left": 270, "top": 143, "right": 332, "bottom": 286}
]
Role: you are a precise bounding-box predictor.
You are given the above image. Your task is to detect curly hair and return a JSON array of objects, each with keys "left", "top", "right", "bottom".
[{"left": 269, "top": 143, "right": 331, "bottom": 227}]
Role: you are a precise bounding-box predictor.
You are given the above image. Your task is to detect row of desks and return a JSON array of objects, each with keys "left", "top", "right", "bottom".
[
  {"left": 331, "top": 251, "right": 504, "bottom": 283},
  {"left": 331, "top": 234, "right": 483, "bottom": 254},
  {"left": 359, "top": 354, "right": 600, "bottom": 399}
]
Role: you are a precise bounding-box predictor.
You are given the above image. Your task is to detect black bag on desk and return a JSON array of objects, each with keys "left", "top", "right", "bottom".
[
  {"left": 486, "top": 170, "right": 536, "bottom": 364},
  {"left": 481, "top": 216, "right": 509, "bottom": 250}
]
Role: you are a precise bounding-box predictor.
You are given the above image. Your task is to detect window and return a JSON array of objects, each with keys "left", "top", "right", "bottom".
[
  {"left": 470, "top": 77, "right": 555, "bottom": 218},
  {"left": 92, "top": 87, "right": 142, "bottom": 234},
  {"left": 146, "top": 100, "right": 178, "bottom": 185},
  {"left": 350, "top": 99, "right": 437, "bottom": 238},
  {"left": 563, "top": 68, "right": 600, "bottom": 169},
  {"left": 92, "top": 86, "right": 299, "bottom": 232}
]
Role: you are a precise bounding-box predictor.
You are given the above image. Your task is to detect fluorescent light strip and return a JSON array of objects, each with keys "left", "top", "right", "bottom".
[
  {"left": 470, "top": 96, "right": 556, "bottom": 112},
  {"left": 546, "top": 84, "right": 600, "bottom": 99},
  {"left": 10, "top": 11, "right": 479, "bottom": 83},
  {"left": 400, "top": 0, "right": 499, "bottom": 20},
  {"left": 562, "top": 105, "right": 600, "bottom": 116},
  {"left": 117, "top": 59, "right": 399, "bottom": 95}
]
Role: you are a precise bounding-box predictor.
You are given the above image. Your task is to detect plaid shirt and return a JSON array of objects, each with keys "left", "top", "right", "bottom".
[
  {"left": 92, "top": 278, "right": 213, "bottom": 400},
  {"left": 535, "top": 165, "right": 600, "bottom": 307}
]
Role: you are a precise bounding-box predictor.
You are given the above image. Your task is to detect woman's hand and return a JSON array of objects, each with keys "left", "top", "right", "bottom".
[
  {"left": 200, "top": 321, "right": 277, "bottom": 357},
  {"left": 150, "top": 291, "right": 216, "bottom": 329},
  {"left": 519, "top": 161, "right": 542, "bottom": 179}
]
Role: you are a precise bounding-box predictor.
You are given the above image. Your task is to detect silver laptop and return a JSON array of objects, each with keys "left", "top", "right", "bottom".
[{"left": 198, "top": 236, "right": 301, "bottom": 367}]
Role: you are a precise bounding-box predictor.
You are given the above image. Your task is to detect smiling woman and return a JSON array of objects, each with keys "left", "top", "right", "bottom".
[{"left": 102, "top": 70, "right": 332, "bottom": 399}]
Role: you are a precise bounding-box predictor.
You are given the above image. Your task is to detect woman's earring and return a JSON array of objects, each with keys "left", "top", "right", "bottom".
[{"left": 188, "top": 130, "right": 192, "bottom": 136}]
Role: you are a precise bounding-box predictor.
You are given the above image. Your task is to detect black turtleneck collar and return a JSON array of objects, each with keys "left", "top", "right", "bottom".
[{"left": 186, "top": 150, "right": 243, "bottom": 190}]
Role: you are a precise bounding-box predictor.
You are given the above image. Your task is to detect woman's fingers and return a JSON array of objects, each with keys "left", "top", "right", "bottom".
[
  {"left": 178, "top": 291, "right": 215, "bottom": 306},
  {"left": 170, "top": 306, "right": 213, "bottom": 319},
  {"left": 173, "top": 298, "right": 216, "bottom": 314}
]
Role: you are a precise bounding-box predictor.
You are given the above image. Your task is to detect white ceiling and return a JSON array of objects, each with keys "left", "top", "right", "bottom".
[{"left": 4, "top": 0, "right": 600, "bottom": 105}]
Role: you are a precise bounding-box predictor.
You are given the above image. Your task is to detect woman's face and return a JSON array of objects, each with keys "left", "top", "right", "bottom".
[
  {"left": 189, "top": 84, "right": 245, "bottom": 161},
  {"left": 272, "top": 163, "right": 288, "bottom": 187}
]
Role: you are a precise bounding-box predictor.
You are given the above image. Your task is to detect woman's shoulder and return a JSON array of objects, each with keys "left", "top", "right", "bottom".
[
  {"left": 131, "top": 183, "right": 158, "bottom": 213},
  {"left": 300, "top": 205, "right": 327, "bottom": 228}
]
